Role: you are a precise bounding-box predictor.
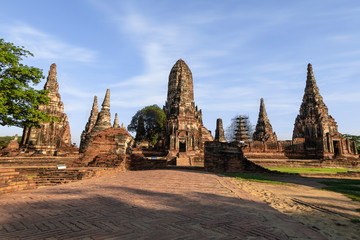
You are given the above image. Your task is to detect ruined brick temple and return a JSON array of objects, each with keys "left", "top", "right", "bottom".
[
  {"left": 292, "top": 64, "right": 356, "bottom": 158},
  {"left": 76, "top": 89, "right": 133, "bottom": 167},
  {"left": 242, "top": 64, "right": 357, "bottom": 160},
  {"left": 4, "top": 61, "right": 356, "bottom": 173},
  {"left": 20, "top": 64, "right": 74, "bottom": 155},
  {"left": 253, "top": 98, "right": 277, "bottom": 142},
  {"left": 163, "top": 59, "right": 213, "bottom": 166}
]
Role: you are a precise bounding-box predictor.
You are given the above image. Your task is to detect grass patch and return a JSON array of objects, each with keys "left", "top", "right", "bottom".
[
  {"left": 321, "top": 179, "right": 360, "bottom": 202},
  {"left": 350, "top": 218, "right": 360, "bottom": 224},
  {"left": 267, "top": 167, "right": 360, "bottom": 174},
  {"left": 27, "top": 175, "right": 37, "bottom": 178},
  {"left": 225, "top": 173, "right": 290, "bottom": 185}
]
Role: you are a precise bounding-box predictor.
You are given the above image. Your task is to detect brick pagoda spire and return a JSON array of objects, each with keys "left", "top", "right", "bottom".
[
  {"left": 163, "top": 59, "right": 213, "bottom": 165},
  {"left": 293, "top": 64, "right": 342, "bottom": 156},
  {"left": 113, "top": 113, "right": 120, "bottom": 128},
  {"left": 79, "top": 89, "right": 112, "bottom": 153},
  {"left": 164, "top": 59, "right": 196, "bottom": 118},
  {"left": 21, "top": 63, "right": 73, "bottom": 154},
  {"left": 79, "top": 96, "right": 98, "bottom": 152},
  {"left": 253, "top": 98, "right": 277, "bottom": 142},
  {"left": 91, "top": 89, "right": 112, "bottom": 133}
]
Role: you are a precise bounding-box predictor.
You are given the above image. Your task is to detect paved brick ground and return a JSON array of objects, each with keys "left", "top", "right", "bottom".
[{"left": 0, "top": 169, "right": 325, "bottom": 239}]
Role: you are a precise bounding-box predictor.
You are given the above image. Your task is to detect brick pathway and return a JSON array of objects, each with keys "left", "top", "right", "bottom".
[{"left": 0, "top": 170, "right": 325, "bottom": 239}]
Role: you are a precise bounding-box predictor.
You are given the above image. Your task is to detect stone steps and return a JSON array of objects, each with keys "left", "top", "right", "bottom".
[
  {"left": 34, "top": 169, "right": 97, "bottom": 186},
  {"left": 0, "top": 156, "right": 79, "bottom": 167}
]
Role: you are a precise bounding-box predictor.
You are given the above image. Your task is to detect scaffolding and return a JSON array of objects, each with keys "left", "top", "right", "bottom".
[{"left": 233, "top": 115, "right": 250, "bottom": 143}]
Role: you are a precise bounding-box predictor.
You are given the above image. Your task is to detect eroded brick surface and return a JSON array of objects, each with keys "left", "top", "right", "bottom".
[
  {"left": 21, "top": 64, "right": 74, "bottom": 155},
  {"left": 0, "top": 170, "right": 324, "bottom": 239},
  {"left": 163, "top": 59, "right": 213, "bottom": 166},
  {"left": 253, "top": 98, "right": 277, "bottom": 142}
]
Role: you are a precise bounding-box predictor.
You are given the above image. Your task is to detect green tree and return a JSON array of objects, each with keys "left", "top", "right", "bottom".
[
  {"left": 0, "top": 39, "right": 54, "bottom": 128},
  {"left": 135, "top": 115, "right": 146, "bottom": 142},
  {"left": 128, "top": 105, "right": 166, "bottom": 145}
]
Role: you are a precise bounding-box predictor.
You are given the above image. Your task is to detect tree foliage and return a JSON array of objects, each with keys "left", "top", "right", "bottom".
[
  {"left": 0, "top": 38, "right": 54, "bottom": 128},
  {"left": 341, "top": 134, "right": 360, "bottom": 152},
  {"left": 225, "top": 114, "right": 254, "bottom": 142},
  {"left": 127, "top": 105, "right": 166, "bottom": 145}
]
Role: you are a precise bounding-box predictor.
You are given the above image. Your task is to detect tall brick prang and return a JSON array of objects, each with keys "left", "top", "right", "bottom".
[
  {"left": 21, "top": 63, "right": 73, "bottom": 155},
  {"left": 163, "top": 59, "right": 213, "bottom": 166},
  {"left": 253, "top": 98, "right": 277, "bottom": 142},
  {"left": 292, "top": 63, "right": 350, "bottom": 157}
]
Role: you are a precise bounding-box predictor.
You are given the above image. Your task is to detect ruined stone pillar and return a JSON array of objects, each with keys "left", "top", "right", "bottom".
[
  {"left": 215, "top": 118, "right": 226, "bottom": 142},
  {"left": 113, "top": 113, "right": 120, "bottom": 128}
]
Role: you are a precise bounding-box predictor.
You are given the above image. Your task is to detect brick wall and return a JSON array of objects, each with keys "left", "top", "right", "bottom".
[{"left": 204, "top": 141, "right": 268, "bottom": 173}]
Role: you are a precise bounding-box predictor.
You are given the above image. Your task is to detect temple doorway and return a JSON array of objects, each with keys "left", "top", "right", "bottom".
[
  {"left": 179, "top": 141, "right": 186, "bottom": 152},
  {"left": 333, "top": 140, "right": 341, "bottom": 156}
]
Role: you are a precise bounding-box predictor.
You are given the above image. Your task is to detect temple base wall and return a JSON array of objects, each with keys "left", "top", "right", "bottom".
[
  {"left": 243, "top": 139, "right": 358, "bottom": 160},
  {"left": 250, "top": 157, "right": 360, "bottom": 169},
  {"left": 204, "top": 141, "right": 268, "bottom": 173}
]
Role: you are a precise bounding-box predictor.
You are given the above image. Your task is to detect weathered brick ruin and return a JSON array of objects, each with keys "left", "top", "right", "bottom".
[
  {"left": 215, "top": 118, "right": 226, "bottom": 142},
  {"left": 74, "top": 89, "right": 133, "bottom": 167},
  {"left": 204, "top": 141, "right": 268, "bottom": 173},
  {"left": 79, "top": 96, "right": 98, "bottom": 152},
  {"left": 0, "top": 135, "right": 20, "bottom": 156},
  {"left": 242, "top": 64, "right": 357, "bottom": 161},
  {"left": 0, "top": 60, "right": 358, "bottom": 188},
  {"left": 79, "top": 89, "right": 112, "bottom": 153},
  {"left": 20, "top": 64, "right": 75, "bottom": 155},
  {"left": 292, "top": 63, "right": 357, "bottom": 158},
  {"left": 79, "top": 127, "right": 133, "bottom": 167},
  {"left": 113, "top": 113, "right": 120, "bottom": 128},
  {"left": 163, "top": 59, "right": 213, "bottom": 166},
  {"left": 252, "top": 98, "right": 277, "bottom": 142}
]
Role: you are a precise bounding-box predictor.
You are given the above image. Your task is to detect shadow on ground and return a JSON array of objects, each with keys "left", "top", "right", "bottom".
[{"left": 0, "top": 170, "right": 325, "bottom": 239}]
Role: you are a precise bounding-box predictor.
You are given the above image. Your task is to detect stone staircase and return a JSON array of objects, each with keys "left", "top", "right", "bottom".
[
  {"left": 34, "top": 168, "right": 98, "bottom": 186},
  {"left": 0, "top": 168, "right": 37, "bottom": 194},
  {"left": 0, "top": 156, "right": 80, "bottom": 167}
]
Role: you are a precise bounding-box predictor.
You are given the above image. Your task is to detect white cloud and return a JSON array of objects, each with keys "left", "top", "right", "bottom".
[
  {"left": 86, "top": 1, "right": 360, "bottom": 140},
  {"left": 1, "top": 23, "right": 97, "bottom": 63}
]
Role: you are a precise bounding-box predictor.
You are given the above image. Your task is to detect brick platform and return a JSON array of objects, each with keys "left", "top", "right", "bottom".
[{"left": 0, "top": 170, "right": 325, "bottom": 239}]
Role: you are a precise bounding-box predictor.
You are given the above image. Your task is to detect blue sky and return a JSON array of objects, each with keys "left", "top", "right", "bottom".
[{"left": 1, "top": 0, "right": 360, "bottom": 145}]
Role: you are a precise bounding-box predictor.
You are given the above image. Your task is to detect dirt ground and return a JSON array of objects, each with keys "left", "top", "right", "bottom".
[{"left": 228, "top": 174, "right": 360, "bottom": 240}]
